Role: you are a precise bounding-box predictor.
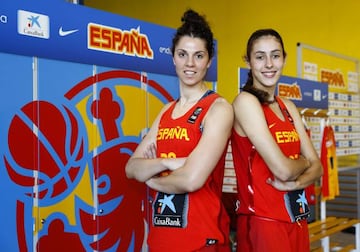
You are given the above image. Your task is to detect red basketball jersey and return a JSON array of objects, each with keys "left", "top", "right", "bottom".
[
  {"left": 232, "top": 97, "right": 309, "bottom": 223},
  {"left": 148, "top": 91, "right": 230, "bottom": 251}
]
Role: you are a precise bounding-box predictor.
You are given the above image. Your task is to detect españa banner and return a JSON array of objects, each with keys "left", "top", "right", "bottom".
[{"left": 239, "top": 68, "right": 328, "bottom": 110}]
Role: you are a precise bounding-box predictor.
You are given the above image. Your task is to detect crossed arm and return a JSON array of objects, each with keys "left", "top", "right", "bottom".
[
  {"left": 232, "top": 92, "right": 323, "bottom": 191},
  {"left": 125, "top": 98, "right": 234, "bottom": 194}
]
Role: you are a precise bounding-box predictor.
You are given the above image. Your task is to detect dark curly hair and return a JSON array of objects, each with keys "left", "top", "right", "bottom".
[
  {"left": 242, "top": 29, "right": 286, "bottom": 104},
  {"left": 171, "top": 9, "right": 214, "bottom": 59}
]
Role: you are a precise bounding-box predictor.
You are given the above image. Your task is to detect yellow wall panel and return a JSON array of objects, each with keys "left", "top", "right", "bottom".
[{"left": 85, "top": 0, "right": 360, "bottom": 102}]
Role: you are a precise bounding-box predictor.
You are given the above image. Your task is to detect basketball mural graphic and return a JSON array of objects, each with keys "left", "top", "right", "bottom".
[
  {"left": 5, "top": 101, "right": 85, "bottom": 203},
  {"left": 1, "top": 64, "right": 178, "bottom": 251}
]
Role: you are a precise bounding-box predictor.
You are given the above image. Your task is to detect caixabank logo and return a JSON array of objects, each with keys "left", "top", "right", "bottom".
[
  {"left": 3, "top": 69, "right": 175, "bottom": 251},
  {"left": 17, "top": 10, "right": 49, "bottom": 39}
]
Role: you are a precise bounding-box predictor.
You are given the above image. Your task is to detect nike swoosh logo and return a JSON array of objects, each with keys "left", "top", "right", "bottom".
[
  {"left": 269, "top": 123, "right": 276, "bottom": 129},
  {"left": 59, "top": 26, "right": 78, "bottom": 36}
]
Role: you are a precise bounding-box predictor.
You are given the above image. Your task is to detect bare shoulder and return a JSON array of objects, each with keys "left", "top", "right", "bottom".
[
  {"left": 214, "top": 96, "right": 232, "bottom": 108},
  {"left": 204, "top": 96, "right": 234, "bottom": 127},
  {"left": 209, "top": 96, "right": 233, "bottom": 116},
  {"left": 232, "top": 91, "right": 261, "bottom": 112},
  {"left": 233, "top": 91, "right": 258, "bottom": 104}
]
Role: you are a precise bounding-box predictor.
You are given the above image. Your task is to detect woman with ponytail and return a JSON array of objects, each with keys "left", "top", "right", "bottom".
[{"left": 126, "top": 9, "right": 233, "bottom": 251}]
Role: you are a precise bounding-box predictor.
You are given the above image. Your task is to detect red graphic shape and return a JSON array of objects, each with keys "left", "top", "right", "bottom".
[
  {"left": 91, "top": 88, "right": 121, "bottom": 141},
  {"left": 80, "top": 142, "right": 147, "bottom": 252},
  {"left": 65, "top": 70, "right": 173, "bottom": 102},
  {"left": 16, "top": 201, "right": 27, "bottom": 252},
  {"left": 5, "top": 101, "right": 84, "bottom": 199},
  {"left": 36, "top": 219, "right": 85, "bottom": 252}
]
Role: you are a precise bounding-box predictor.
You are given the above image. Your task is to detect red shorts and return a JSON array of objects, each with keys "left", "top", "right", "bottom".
[{"left": 236, "top": 215, "right": 310, "bottom": 252}]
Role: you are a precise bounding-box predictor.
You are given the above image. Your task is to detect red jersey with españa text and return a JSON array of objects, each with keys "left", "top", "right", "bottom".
[
  {"left": 231, "top": 97, "right": 310, "bottom": 223},
  {"left": 320, "top": 124, "right": 339, "bottom": 200},
  {"left": 148, "top": 91, "right": 230, "bottom": 251}
]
